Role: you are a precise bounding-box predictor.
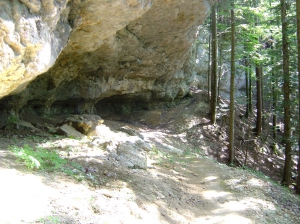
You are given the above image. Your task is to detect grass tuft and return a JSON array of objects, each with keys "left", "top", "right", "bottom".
[{"left": 9, "top": 144, "right": 85, "bottom": 181}]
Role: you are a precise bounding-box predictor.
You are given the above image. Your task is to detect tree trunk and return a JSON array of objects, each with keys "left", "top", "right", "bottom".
[
  {"left": 210, "top": 5, "right": 218, "bottom": 124},
  {"left": 272, "top": 76, "right": 278, "bottom": 144},
  {"left": 296, "top": 0, "right": 300, "bottom": 194},
  {"left": 255, "top": 66, "right": 262, "bottom": 136},
  {"left": 281, "top": 0, "right": 292, "bottom": 187},
  {"left": 249, "top": 64, "right": 253, "bottom": 114},
  {"left": 208, "top": 33, "right": 211, "bottom": 103},
  {"left": 272, "top": 60, "right": 278, "bottom": 152},
  {"left": 244, "top": 51, "right": 250, "bottom": 118},
  {"left": 261, "top": 67, "right": 265, "bottom": 128},
  {"left": 218, "top": 43, "right": 222, "bottom": 105},
  {"left": 229, "top": 0, "right": 235, "bottom": 164}
]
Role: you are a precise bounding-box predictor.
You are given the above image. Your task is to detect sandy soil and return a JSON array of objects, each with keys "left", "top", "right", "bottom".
[{"left": 0, "top": 90, "right": 299, "bottom": 224}]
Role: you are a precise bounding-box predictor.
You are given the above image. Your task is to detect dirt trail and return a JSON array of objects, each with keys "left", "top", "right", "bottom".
[
  {"left": 0, "top": 90, "right": 300, "bottom": 224},
  {"left": 0, "top": 150, "right": 298, "bottom": 224}
]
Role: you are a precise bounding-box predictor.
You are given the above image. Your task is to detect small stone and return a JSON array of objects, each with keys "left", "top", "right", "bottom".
[
  {"left": 106, "top": 172, "right": 116, "bottom": 178},
  {"left": 97, "top": 189, "right": 113, "bottom": 198}
]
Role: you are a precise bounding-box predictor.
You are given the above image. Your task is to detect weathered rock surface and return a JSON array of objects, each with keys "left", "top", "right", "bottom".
[
  {"left": 65, "top": 114, "right": 104, "bottom": 134},
  {"left": 0, "top": 0, "right": 214, "bottom": 124},
  {"left": 87, "top": 123, "right": 151, "bottom": 169},
  {"left": 0, "top": 0, "right": 71, "bottom": 98},
  {"left": 58, "top": 123, "right": 85, "bottom": 138}
]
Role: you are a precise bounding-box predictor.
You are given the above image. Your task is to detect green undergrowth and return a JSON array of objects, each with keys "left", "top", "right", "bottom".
[
  {"left": 240, "top": 166, "right": 293, "bottom": 192},
  {"left": 182, "top": 148, "right": 203, "bottom": 157},
  {"left": 149, "top": 146, "right": 202, "bottom": 169},
  {"left": 9, "top": 144, "right": 85, "bottom": 181}
]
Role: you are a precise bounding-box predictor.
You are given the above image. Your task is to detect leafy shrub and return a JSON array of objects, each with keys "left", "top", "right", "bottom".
[
  {"left": 9, "top": 144, "right": 66, "bottom": 171},
  {"left": 9, "top": 144, "right": 95, "bottom": 182}
]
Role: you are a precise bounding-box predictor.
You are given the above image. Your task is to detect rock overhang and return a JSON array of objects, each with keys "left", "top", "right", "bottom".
[{"left": 0, "top": 0, "right": 215, "bottom": 124}]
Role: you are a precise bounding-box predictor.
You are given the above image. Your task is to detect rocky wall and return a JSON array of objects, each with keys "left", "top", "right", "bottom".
[{"left": 0, "top": 0, "right": 214, "bottom": 124}]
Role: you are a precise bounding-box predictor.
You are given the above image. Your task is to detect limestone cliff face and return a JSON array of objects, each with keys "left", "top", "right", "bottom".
[
  {"left": 0, "top": 0, "right": 213, "bottom": 121},
  {"left": 0, "top": 0, "right": 71, "bottom": 98}
]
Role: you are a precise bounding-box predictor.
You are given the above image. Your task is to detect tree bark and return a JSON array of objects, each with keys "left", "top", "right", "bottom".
[
  {"left": 249, "top": 64, "right": 253, "bottom": 114},
  {"left": 244, "top": 50, "right": 250, "bottom": 118},
  {"left": 281, "top": 0, "right": 292, "bottom": 187},
  {"left": 218, "top": 43, "right": 222, "bottom": 105},
  {"left": 208, "top": 33, "right": 211, "bottom": 103},
  {"left": 272, "top": 73, "right": 278, "bottom": 149},
  {"left": 271, "top": 57, "right": 278, "bottom": 152},
  {"left": 255, "top": 66, "right": 262, "bottom": 136},
  {"left": 229, "top": 0, "right": 235, "bottom": 164},
  {"left": 296, "top": 0, "right": 300, "bottom": 194},
  {"left": 210, "top": 5, "right": 218, "bottom": 124}
]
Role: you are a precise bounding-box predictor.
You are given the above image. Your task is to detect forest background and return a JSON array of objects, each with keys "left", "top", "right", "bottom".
[{"left": 197, "top": 0, "right": 300, "bottom": 193}]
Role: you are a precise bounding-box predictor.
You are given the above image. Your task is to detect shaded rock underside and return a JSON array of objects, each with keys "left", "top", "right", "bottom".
[{"left": 0, "top": 0, "right": 213, "bottom": 127}]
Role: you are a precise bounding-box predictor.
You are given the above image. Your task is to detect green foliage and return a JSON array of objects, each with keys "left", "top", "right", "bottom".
[
  {"left": 37, "top": 215, "right": 60, "bottom": 224},
  {"left": 182, "top": 148, "right": 203, "bottom": 157},
  {"left": 10, "top": 144, "right": 65, "bottom": 171},
  {"left": 149, "top": 146, "right": 164, "bottom": 157},
  {"left": 9, "top": 144, "right": 84, "bottom": 180},
  {"left": 7, "top": 115, "right": 19, "bottom": 124},
  {"left": 241, "top": 166, "right": 293, "bottom": 194}
]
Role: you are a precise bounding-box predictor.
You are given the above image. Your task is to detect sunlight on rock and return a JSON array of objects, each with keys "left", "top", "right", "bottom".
[
  {"left": 92, "top": 124, "right": 127, "bottom": 141},
  {"left": 241, "top": 198, "right": 276, "bottom": 211},
  {"left": 187, "top": 118, "right": 201, "bottom": 128},
  {"left": 0, "top": 169, "right": 53, "bottom": 223},
  {"left": 142, "top": 130, "right": 168, "bottom": 142},
  {"left": 218, "top": 200, "right": 250, "bottom": 212},
  {"left": 247, "top": 178, "right": 263, "bottom": 187},
  {"left": 174, "top": 133, "right": 188, "bottom": 143},
  {"left": 204, "top": 176, "right": 218, "bottom": 181},
  {"left": 226, "top": 178, "right": 242, "bottom": 186},
  {"left": 202, "top": 189, "right": 230, "bottom": 200},
  {"left": 37, "top": 43, "right": 52, "bottom": 70}
]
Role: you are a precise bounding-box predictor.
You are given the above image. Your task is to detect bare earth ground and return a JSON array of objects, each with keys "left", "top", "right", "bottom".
[{"left": 0, "top": 90, "right": 300, "bottom": 224}]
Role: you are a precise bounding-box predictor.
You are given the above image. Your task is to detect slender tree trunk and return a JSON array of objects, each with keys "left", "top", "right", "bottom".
[
  {"left": 210, "top": 5, "right": 218, "bottom": 124},
  {"left": 249, "top": 64, "right": 253, "bottom": 114},
  {"left": 281, "top": 0, "right": 292, "bottom": 187},
  {"left": 272, "top": 73, "right": 278, "bottom": 147},
  {"left": 255, "top": 66, "right": 262, "bottom": 136},
  {"left": 271, "top": 54, "right": 278, "bottom": 152},
  {"left": 261, "top": 67, "right": 265, "bottom": 128},
  {"left": 296, "top": 0, "right": 300, "bottom": 194},
  {"left": 229, "top": 0, "right": 235, "bottom": 164},
  {"left": 254, "top": 0, "right": 262, "bottom": 136},
  {"left": 245, "top": 51, "right": 250, "bottom": 118},
  {"left": 208, "top": 33, "right": 211, "bottom": 103},
  {"left": 218, "top": 44, "right": 222, "bottom": 105}
]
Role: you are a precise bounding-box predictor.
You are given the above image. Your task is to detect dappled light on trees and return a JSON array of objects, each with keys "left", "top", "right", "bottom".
[{"left": 204, "top": 0, "right": 300, "bottom": 192}]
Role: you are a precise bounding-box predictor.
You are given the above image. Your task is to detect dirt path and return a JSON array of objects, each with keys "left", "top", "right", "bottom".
[{"left": 0, "top": 148, "right": 299, "bottom": 224}]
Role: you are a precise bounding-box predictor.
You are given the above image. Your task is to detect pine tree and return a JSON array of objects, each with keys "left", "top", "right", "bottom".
[
  {"left": 229, "top": 0, "right": 236, "bottom": 164},
  {"left": 210, "top": 4, "right": 218, "bottom": 124},
  {"left": 255, "top": 65, "right": 263, "bottom": 136},
  {"left": 296, "top": 0, "right": 300, "bottom": 194},
  {"left": 281, "top": 0, "right": 292, "bottom": 187}
]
